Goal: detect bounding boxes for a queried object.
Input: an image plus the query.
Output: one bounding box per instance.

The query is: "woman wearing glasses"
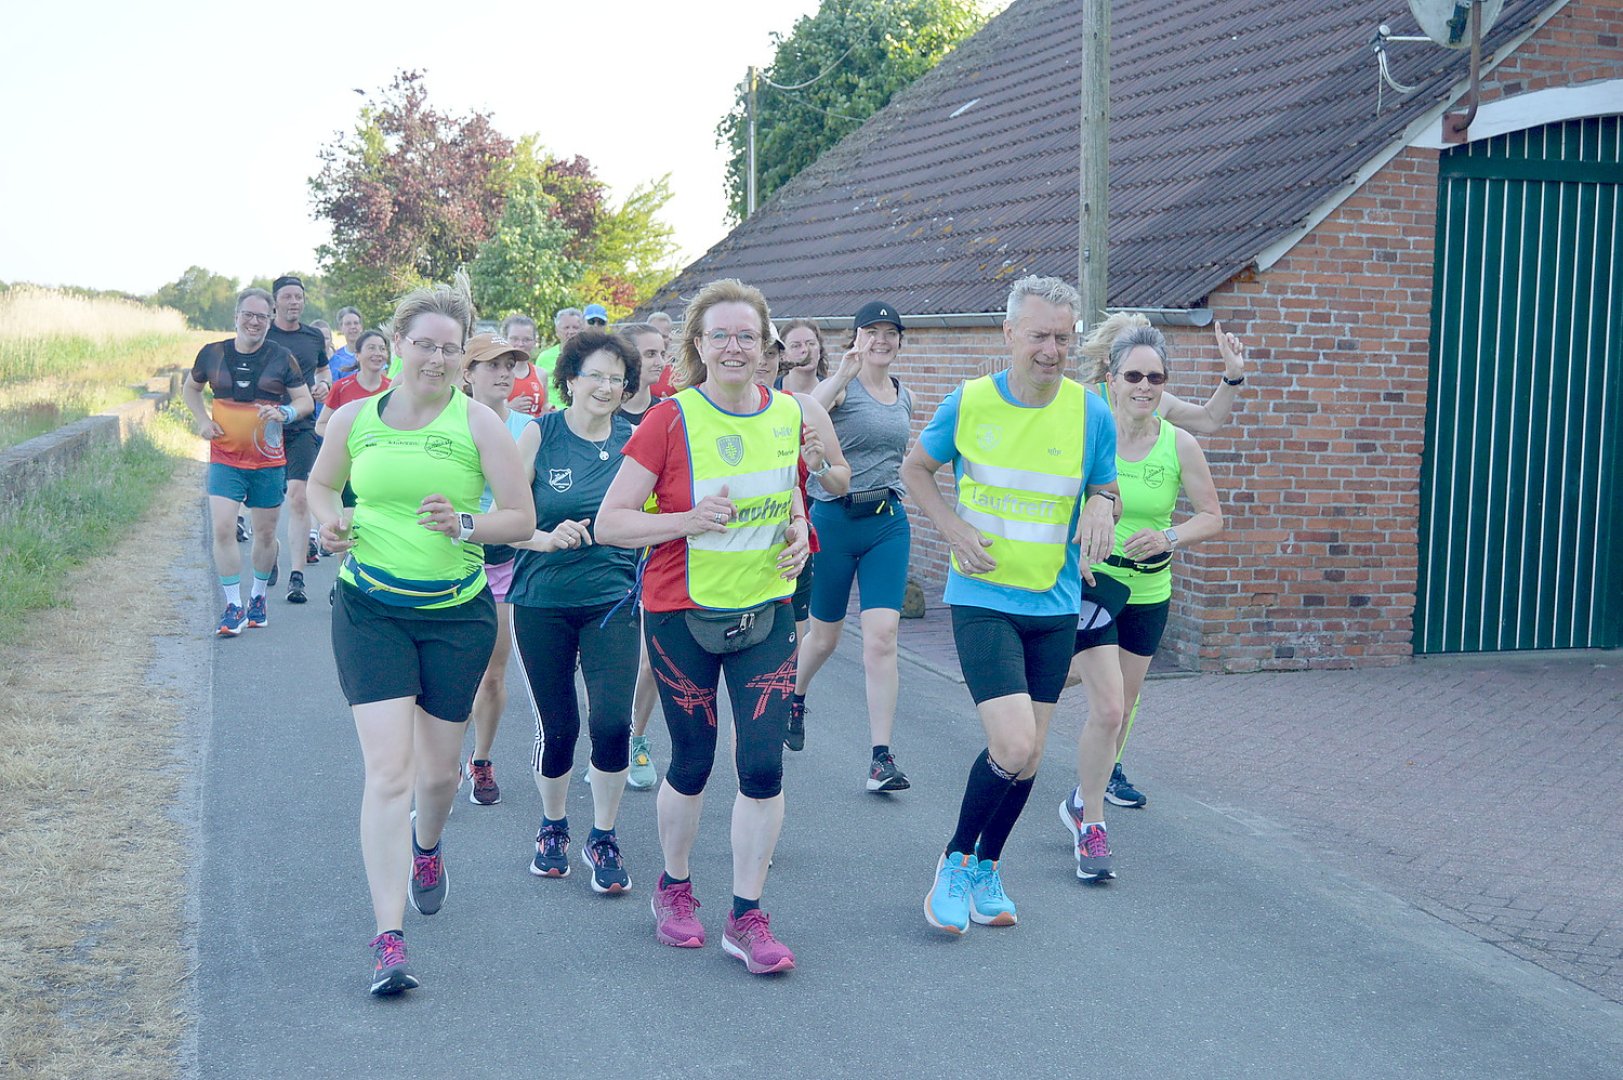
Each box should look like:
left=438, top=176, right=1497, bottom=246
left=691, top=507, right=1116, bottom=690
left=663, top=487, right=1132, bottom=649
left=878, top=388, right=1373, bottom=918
left=506, top=331, right=642, bottom=894
left=309, top=278, right=534, bottom=996
left=597, top=279, right=808, bottom=976
left=1062, top=316, right=1225, bottom=881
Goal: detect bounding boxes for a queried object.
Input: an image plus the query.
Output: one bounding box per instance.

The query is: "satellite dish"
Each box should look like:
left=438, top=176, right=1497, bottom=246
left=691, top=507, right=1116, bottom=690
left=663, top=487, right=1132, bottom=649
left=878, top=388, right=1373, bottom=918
left=1407, top=0, right=1504, bottom=49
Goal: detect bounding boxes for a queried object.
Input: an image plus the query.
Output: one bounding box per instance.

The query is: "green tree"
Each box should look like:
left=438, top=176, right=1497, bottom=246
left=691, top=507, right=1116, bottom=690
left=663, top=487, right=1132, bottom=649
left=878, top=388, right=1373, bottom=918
left=152, top=266, right=239, bottom=330
left=718, top=0, right=990, bottom=222
left=468, top=176, right=582, bottom=327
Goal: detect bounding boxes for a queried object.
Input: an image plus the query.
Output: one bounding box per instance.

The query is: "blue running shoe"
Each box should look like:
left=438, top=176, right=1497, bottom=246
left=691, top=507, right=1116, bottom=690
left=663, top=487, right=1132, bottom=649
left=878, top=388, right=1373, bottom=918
left=924, top=852, right=973, bottom=935
left=1105, top=762, right=1147, bottom=808
left=245, top=594, right=268, bottom=628
left=217, top=603, right=246, bottom=637
left=968, top=858, right=1017, bottom=926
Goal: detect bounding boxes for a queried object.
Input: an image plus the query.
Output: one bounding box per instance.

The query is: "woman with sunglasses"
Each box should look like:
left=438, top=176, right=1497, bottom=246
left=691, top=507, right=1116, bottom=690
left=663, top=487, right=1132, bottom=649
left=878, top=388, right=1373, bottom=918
left=309, top=277, right=534, bottom=996
left=1062, top=316, right=1224, bottom=882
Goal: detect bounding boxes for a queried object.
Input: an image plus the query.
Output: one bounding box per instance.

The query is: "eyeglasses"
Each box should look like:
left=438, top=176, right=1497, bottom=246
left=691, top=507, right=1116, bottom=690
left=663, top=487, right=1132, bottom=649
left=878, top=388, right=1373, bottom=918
left=1119, top=370, right=1167, bottom=385
left=577, top=371, right=627, bottom=388
left=407, top=338, right=466, bottom=359
left=237, top=311, right=270, bottom=323
left=704, top=330, right=761, bottom=350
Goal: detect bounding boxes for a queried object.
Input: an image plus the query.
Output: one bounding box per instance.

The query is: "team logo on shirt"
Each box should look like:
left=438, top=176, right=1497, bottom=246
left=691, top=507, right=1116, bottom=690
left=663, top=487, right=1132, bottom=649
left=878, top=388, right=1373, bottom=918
left=716, top=435, right=745, bottom=467
left=424, top=435, right=453, bottom=459
left=1143, top=464, right=1166, bottom=489
left=975, top=424, right=1002, bottom=451
left=548, top=468, right=573, bottom=492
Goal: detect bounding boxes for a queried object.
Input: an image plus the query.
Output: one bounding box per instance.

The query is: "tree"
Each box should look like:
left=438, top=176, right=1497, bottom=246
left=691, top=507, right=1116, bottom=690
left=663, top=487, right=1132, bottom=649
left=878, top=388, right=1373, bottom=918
left=717, top=0, right=990, bottom=222
left=152, top=266, right=239, bottom=330
left=468, top=175, right=582, bottom=327
left=309, top=71, right=512, bottom=316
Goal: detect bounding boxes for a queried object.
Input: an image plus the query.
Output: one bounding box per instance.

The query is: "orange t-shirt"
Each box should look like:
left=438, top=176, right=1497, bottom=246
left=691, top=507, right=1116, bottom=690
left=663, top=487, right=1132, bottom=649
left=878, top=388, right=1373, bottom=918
left=508, top=363, right=549, bottom=417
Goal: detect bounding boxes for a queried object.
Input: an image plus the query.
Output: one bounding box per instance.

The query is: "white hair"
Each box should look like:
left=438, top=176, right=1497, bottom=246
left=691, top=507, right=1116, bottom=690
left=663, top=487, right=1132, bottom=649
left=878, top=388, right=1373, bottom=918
left=1005, top=275, right=1081, bottom=323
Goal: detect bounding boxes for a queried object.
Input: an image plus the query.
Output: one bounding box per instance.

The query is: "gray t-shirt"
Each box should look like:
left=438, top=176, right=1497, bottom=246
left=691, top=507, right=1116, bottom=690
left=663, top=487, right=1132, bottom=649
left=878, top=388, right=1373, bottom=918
left=505, top=411, right=639, bottom=609
left=809, top=374, right=914, bottom=502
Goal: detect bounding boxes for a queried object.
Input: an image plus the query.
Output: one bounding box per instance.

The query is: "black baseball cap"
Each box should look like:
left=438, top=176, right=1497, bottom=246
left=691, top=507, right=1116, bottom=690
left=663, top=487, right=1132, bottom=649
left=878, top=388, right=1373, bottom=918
left=853, top=300, right=903, bottom=331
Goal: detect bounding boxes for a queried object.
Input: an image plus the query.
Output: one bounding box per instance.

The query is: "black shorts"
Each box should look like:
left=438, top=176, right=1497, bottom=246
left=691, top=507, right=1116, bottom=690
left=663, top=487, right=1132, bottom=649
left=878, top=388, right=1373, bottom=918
left=331, top=582, right=496, bottom=721
left=1074, top=599, right=1171, bottom=657
left=951, top=605, right=1075, bottom=706
left=284, top=426, right=318, bottom=483
left=790, top=560, right=813, bottom=623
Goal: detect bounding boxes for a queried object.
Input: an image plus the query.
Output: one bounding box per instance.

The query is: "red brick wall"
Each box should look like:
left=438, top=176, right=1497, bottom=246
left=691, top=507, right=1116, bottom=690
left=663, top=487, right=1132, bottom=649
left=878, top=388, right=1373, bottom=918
left=889, top=1, right=1620, bottom=672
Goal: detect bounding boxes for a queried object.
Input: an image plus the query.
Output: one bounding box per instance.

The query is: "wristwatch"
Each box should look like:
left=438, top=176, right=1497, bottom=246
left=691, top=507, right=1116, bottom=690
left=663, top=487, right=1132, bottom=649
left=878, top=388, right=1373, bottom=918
left=809, top=460, right=830, bottom=478
left=1163, top=527, right=1179, bottom=549
left=1223, top=376, right=1245, bottom=386
left=458, top=513, right=476, bottom=542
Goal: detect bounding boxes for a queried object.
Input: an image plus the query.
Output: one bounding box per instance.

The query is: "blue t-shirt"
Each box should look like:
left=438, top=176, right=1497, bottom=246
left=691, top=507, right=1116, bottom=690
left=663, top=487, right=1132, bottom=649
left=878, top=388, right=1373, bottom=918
left=329, top=347, right=359, bottom=381
left=917, top=370, right=1117, bottom=615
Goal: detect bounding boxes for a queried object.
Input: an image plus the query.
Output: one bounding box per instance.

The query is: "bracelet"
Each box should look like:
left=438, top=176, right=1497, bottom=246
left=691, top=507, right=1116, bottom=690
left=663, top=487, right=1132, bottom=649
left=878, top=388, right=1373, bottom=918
left=280, top=404, right=297, bottom=423
left=1092, top=491, right=1118, bottom=504
left=1223, top=376, right=1245, bottom=386
left=809, top=460, right=830, bottom=478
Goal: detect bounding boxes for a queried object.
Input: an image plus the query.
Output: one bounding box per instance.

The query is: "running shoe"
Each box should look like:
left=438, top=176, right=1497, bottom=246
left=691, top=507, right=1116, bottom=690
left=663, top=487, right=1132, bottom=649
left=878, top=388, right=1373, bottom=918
left=785, top=698, right=806, bottom=751
left=216, top=603, right=247, bottom=637
left=267, top=562, right=278, bottom=588
left=968, top=858, right=1018, bottom=926
left=1105, top=762, right=1147, bottom=808
left=368, top=931, right=419, bottom=996
left=306, top=537, right=321, bottom=565
left=530, top=823, right=570, bottom=878
left=467, top=757, right=500, bottom=805
left=409, top=845, right=447, bottom=915
left=651, top=878, right=705, bottom=947
left=867, top=751, right=911, bottom=793
left=286, top=570, right=307, bottom=604
left=723, top=910, right=795, bottom=974
left=627, top=735, right=657, bottom=790
left=1059, top=797, right=1116, bottom=882
left=581, top=833, right=631, bottom=894
left=245, top=595, right=268, bottom=629
left=235, top=517, right=250, bottom=543
left=924, top=852, right=973, bottom=935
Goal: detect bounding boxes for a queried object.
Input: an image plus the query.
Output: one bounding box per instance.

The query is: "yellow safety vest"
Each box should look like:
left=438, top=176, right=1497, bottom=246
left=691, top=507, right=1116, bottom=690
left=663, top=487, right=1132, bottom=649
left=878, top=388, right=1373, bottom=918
left=952, top=375, right=1088, bottom=592
left=672, top=386, right=802, bottom=609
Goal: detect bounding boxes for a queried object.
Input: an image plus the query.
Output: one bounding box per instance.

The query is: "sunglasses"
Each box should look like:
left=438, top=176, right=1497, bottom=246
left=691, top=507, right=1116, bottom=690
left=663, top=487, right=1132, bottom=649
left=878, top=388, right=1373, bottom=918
left=1119, top=370, right=1167, bottom=385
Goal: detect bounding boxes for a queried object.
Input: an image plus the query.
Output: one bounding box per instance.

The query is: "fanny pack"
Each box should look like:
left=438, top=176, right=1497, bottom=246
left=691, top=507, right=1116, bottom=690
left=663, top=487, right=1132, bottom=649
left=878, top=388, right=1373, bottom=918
left=684, top=601, right=778, bottom=655
left=345, top=557, right=482, bottom=608
left=840, top=487, right=896, bottom=519
left=1104, top=552, right=1173, bottom=574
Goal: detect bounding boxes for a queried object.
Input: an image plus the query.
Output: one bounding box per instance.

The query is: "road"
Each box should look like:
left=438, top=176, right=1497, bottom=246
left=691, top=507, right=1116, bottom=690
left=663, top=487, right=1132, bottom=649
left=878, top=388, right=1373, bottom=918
left=189, top=540, right=1623, bottom=1079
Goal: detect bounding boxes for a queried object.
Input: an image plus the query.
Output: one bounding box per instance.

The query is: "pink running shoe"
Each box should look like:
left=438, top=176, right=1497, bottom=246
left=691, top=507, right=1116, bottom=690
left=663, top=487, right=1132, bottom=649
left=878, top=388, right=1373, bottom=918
left=723, top=909, right=796, bottom=974
left=651, top=878, right=705, bottom=947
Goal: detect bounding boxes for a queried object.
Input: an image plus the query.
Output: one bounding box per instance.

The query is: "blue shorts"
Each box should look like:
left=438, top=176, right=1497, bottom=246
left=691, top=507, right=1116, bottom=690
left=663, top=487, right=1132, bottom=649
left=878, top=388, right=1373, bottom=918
left=807, top=498, right=911, bottom=622
left=207, top=463, right=285, bottom=509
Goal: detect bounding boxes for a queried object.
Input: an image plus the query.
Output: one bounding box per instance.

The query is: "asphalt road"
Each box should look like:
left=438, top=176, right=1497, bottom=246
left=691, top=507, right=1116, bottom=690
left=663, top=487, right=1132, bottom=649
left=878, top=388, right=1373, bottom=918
left=189, top=533, right=1623, bottom=1080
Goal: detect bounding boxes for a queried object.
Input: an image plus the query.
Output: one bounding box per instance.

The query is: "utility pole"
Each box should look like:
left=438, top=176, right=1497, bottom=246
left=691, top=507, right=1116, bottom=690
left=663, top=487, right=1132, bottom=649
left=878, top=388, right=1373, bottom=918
left=747, top=66, right=760, bottom=217
left=1078, top=0, right=1109, bottom=328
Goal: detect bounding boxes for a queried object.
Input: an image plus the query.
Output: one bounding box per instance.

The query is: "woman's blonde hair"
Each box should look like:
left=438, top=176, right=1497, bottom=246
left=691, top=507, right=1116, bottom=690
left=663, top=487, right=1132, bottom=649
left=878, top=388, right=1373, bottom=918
left=392, top=269, right=476, bottom=344
left=1079, top=311, right=1152, bottom=384
left=672, top=278, right=771, bottom=390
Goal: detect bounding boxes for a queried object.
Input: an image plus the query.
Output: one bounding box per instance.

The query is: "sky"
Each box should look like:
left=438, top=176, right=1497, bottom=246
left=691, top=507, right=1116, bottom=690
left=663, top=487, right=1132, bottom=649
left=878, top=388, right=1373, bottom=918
left=0, top=0, right=834, bottom=296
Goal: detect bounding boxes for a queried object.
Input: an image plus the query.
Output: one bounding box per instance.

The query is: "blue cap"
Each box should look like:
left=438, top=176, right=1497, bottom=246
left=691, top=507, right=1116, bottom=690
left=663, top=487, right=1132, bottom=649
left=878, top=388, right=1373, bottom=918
left=584, top=303, right=609, bottom=324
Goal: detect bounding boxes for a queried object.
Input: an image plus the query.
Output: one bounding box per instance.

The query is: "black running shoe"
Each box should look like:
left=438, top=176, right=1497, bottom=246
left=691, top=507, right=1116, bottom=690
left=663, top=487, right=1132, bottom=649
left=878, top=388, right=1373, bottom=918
left=235, top=517, right=250, bottom=543
left=867, top=752, right=911, bottom=792
left=531, top=823, right=570, bottom=877
left=268, top=562, right=278, bottom=588
left=580, top=833, right=630, bottom=894
left=368, top=931, right=419, bottom=996
left=785, top=699, right=806, bottom=752
left=306, top=537, right=321, bottom=565
left=286, top=570, right=307, bottom=604
left=1105, top=762, right=1147, bottom=808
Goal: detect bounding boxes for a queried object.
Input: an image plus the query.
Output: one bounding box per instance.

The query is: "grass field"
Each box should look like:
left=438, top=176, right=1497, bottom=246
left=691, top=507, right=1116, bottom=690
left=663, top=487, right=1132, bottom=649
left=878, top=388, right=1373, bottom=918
left=0, top=287, right=208, bottom=449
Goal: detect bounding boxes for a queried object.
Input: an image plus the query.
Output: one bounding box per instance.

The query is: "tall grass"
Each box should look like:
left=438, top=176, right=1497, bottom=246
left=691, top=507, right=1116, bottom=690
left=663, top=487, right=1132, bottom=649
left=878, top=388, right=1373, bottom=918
left=0, top=287, right=208, bottom=449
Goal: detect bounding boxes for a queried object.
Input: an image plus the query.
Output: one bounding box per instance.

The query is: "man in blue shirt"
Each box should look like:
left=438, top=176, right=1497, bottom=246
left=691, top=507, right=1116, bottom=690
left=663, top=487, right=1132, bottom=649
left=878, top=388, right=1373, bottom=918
left=901, top=275, right=1120, bottom=934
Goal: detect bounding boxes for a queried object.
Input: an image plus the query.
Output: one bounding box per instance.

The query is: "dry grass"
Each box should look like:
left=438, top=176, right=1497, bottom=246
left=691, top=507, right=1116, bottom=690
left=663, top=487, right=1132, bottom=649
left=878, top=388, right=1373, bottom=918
left=0, top=286, right=187, bottom=346
left=0, top=444, right=205, bottom=1079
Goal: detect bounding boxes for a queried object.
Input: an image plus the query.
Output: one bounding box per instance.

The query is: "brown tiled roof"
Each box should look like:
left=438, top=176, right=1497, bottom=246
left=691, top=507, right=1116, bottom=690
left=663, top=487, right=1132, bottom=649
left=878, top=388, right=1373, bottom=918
left=645, top=0, right=1554, bottom=318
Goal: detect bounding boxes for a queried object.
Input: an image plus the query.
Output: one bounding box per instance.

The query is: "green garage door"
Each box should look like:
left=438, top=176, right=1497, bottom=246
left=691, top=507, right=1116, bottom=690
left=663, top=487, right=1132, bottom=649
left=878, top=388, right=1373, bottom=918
left=1416, top=115, right=1622, bottom=654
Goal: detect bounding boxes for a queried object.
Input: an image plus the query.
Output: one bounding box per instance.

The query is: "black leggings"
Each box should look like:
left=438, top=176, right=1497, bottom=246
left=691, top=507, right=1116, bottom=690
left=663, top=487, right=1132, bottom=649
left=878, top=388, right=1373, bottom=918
left=644, top=607, right=798, bottom=800
left=512, top=600, right=641, bottom=778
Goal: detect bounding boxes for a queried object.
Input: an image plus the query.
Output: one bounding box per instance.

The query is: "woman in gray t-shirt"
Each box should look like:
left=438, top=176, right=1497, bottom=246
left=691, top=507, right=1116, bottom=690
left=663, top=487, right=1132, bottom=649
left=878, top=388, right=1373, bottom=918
left=790, top=301, right=916, bottom=795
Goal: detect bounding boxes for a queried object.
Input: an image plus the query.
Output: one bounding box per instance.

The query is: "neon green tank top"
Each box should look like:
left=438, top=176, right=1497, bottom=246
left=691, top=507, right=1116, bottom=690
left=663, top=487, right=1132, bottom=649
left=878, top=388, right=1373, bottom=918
left=339, top=390, right=487, bottom=608
left=1094, top=417, right=1180, bottom=604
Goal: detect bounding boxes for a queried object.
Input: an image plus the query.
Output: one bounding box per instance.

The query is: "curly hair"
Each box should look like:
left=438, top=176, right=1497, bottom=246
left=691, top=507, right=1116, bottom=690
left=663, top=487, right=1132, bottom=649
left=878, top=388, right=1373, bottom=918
left=551, top=329, right=641, bottom=405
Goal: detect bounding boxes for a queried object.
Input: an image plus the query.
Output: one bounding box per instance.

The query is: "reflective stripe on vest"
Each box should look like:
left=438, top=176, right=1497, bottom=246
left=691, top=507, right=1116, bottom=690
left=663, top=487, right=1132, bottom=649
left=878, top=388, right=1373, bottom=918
left=673, top=387, right=802, bottom=609
left=952, top=374, right=1087, bottom=592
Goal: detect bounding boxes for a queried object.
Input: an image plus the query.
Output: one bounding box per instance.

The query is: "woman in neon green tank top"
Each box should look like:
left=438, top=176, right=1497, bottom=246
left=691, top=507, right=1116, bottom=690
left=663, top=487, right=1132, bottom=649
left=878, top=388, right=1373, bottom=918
left=307, top=278, right=535, bottom=997
left=1066, top=320, right=1224, bottom=832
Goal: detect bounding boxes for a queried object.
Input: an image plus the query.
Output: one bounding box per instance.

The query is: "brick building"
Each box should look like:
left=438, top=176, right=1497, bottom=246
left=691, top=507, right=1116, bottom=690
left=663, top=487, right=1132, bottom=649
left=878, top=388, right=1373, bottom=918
left=643, top=0, right=1623, bottom=671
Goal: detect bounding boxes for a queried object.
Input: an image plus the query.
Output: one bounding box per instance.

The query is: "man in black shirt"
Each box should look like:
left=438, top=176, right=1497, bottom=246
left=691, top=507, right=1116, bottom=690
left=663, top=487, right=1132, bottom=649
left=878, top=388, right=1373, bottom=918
left=266, top=275, right=331, bottom=603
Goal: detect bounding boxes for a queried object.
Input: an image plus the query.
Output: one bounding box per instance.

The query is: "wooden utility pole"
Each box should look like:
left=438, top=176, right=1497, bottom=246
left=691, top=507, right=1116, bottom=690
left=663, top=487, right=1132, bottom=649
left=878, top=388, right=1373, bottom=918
left=1078, top=0, right=1109, bottom=327
left=747, top=66, right=760, bottom=217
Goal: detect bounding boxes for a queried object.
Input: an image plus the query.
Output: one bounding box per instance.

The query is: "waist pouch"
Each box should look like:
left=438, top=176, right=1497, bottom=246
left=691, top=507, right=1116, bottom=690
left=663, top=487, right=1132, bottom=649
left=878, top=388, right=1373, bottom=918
left=840, top=486, right=896, bottom=519
left=684, top=601, right=778, bottom=655
left=1104, top=552, right=1172, bottom=575
left=345, top=556, right=482, bottom=608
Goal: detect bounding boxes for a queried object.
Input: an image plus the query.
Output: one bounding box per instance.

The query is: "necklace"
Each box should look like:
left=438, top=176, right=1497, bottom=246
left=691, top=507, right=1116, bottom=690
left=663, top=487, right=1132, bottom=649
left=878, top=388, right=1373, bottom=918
left=566, top=406, right=613, bottom=458
left=590, top=435, right=610, bottom=461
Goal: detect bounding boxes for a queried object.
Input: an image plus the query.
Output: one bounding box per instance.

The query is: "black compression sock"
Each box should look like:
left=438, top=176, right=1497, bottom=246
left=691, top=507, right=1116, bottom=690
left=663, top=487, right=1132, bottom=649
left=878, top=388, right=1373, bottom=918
left=946, top=749, right=1017, bottom=856
left=732, top=895, right=761, bottom=920
left=976, top=775, right=1036, bottom=862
